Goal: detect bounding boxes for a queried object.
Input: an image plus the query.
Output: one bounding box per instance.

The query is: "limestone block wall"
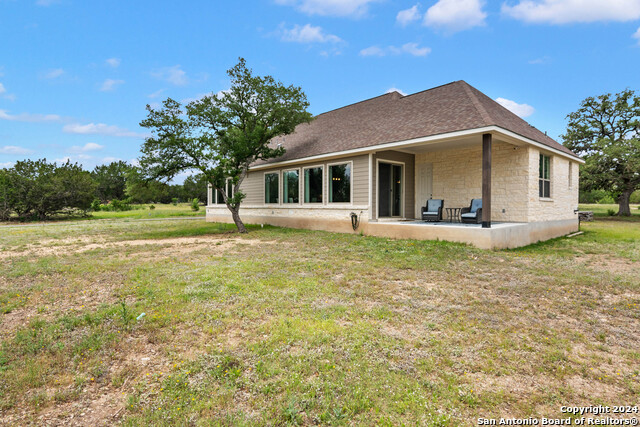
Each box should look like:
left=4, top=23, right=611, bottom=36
left=415, top=141, right=530, bottom=222
left=527, top=147, right=580, bottom=222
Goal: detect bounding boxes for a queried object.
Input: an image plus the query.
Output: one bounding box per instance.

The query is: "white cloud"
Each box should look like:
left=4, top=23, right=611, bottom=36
left=502, top=0, right=640, bottom=24
left=634, top=27, right=640, bottom=44
left=528, top=56, right=550, bottom=64
left=495, top=97, right=535, bottom=118
left=274, top=0, right=378, bottom=17
left=55, top=156, right=71, bottom=163
left=63, top=123, right=148, bottom=138
left=397, top=4, right=421, bottom=26
left=360, top=42, right=431, bottom=57
left=424, top=0, right=487, bottom=32
left=70, top=142, right=104, bottom=152
left=0, top=161, right=14, bottom=169
left=0, top=145, right=34, bottom=155
left=386, top=87, right=407, bottom=96
left=105, top=57, right=121, bottom=68
left=148, top=89, right=165, bottom=99
left=100, top=78, right=124, bottom=92
left=43, top=68, right=64, bottom=79
left=151, top=65, right=188, bottom=86
left=0, top=109, right=62, bottom=122
left=279, top=23, right=342, bottom=43
left=0, top=83, right=5, bottom=94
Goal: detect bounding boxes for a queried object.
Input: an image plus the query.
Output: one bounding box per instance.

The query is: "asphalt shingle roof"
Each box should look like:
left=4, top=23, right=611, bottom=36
left=263, top=80, right=580, bottom=164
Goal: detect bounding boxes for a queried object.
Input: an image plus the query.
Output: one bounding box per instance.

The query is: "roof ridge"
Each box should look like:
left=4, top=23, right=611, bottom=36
left=460, top=81, right=493, bottom=125
left=315, top=91, right=397, bottom=117
left=396, top=80, right=462, bottom=100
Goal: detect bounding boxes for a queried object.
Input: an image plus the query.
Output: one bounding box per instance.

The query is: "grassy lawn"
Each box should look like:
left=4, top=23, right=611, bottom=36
left=0, top=218, right=638, bottom=425
left=579, top=203, right=640, bottom=219
left=89, top=203, right=206, bottom=220
left=0, top=203, right=205, bottom=225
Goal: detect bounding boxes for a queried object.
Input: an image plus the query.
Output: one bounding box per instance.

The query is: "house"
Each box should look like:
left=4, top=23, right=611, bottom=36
left=206, top=81, right=583, bottom=249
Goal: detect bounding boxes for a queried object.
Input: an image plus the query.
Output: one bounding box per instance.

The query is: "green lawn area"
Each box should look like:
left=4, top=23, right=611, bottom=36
left=88, top=203, right=206, bottom=220
left=0, top=218, right=638, bottom=425
left=579, top=202, right=640, bottom=219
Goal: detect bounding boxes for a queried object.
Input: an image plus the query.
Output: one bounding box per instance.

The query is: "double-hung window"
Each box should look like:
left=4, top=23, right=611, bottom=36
left=539, top=154, right=551, bottom=198
left=328, top=163, right=351, bottom=203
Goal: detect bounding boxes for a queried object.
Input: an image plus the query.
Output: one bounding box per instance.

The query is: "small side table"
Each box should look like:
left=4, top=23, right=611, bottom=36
left=445, top=207, right=461, bottom=223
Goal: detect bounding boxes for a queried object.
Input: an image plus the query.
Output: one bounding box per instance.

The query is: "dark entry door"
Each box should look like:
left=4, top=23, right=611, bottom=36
left=378, top=163, right=402, bottom=218
left=378, top=163, right=391, bottom=217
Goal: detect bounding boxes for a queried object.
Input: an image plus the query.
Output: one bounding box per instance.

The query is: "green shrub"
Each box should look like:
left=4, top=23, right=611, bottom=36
left=171, top=198, right=178, bottom=206
left=102, top=198, right=133, bottom=212
left=149, top=205, right=155, bottom=210
left=598, top=195, right=615, bottom=204
left=631, top=190, right=640, bottom=204
left=191, top=198, right=200, bottom=211
left=90, top=199, right=101, bottom=212
left=607, top=209, right=616, bottom=216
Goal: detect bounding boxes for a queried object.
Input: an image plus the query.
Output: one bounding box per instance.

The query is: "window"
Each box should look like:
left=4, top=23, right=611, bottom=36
left=304, top=166, right=323, bottom=203
left=283, top=169, right=299, bottom=204
left=264, top=172, right=279, bottom=204
left=328, top=163, right=351, bottom=203
left=539, top=154, right=551, bottom=198
left=216, top=179, right=233, bottom=204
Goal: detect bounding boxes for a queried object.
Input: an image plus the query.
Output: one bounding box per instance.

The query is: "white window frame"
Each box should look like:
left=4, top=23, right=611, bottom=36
left=263, top=171, right=281, bottom=205
left=282, top=168, right=301, bottom=205
left=539, top=154, right=552, bottom=199
left=302, top=164, right=324, bottom=205
left=327, top=160, right=353, bottom=205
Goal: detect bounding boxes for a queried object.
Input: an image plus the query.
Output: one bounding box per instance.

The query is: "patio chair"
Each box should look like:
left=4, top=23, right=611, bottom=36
left=461, top=199, right=482, bottom=224
left=421, top=199, right=444, bottom=222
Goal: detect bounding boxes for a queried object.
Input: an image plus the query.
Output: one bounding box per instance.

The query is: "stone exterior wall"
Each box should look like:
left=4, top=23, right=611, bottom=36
left=415, top=141, right=530, bottom=222
left=527, top=147, right=580, bottom=222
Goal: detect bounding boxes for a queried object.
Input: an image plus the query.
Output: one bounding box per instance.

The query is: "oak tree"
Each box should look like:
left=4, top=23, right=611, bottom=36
left=139, top=58, right=312, bottom=232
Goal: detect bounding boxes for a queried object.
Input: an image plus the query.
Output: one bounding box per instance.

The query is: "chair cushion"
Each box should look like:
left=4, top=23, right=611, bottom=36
left=424, top=211, right=439, bottom=216
left=426, top=199, right=442, bottom=211
left=461, top=213, right=477, bottom=219
left=470, top=199, right=482, bottom=213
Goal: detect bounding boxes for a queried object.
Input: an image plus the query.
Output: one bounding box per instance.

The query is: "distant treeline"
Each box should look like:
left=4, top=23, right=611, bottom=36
left=0, top=159, right=207, bottom=221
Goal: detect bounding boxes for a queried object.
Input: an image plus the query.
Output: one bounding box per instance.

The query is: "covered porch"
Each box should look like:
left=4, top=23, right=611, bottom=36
left=370, top=131, right=529, bottom=226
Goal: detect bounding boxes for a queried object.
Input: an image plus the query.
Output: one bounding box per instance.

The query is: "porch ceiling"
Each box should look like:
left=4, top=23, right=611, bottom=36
left=397, top=133, right=522, bottom=154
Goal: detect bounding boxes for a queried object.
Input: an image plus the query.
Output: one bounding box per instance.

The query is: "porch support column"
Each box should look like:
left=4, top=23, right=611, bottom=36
left=482, top=133, right=492, bottom=228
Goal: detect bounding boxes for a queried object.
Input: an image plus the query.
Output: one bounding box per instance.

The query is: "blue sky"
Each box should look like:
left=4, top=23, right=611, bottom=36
left=1, top=0, right=640, bottom=179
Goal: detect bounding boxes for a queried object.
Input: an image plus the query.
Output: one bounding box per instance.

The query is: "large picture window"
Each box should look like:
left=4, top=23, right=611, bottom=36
left=304, top=166, right=323, bottom=203
left=539, top=154, right=551, bottom=198
left=329, top=163, right=351, bottom=203
left=264, top=173, right=279, bottom=204
left=283, top=170, right=299, bottom=204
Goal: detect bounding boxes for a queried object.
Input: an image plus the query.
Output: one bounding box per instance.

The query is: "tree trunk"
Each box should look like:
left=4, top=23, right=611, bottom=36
left=228, top=205, right=248, bottom=233
left=617, top=189, right=632, bottom=216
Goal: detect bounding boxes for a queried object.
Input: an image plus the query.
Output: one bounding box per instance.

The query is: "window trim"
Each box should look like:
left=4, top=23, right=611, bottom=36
left=539, top=153, right=551, bottom=199
left=326, top=160, right=353, bottom=205
left=282, top=167, right=301, bottom=205
left=302, top=164, right=324, bottom=205
left=263, top=171, right=280, bottom=205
